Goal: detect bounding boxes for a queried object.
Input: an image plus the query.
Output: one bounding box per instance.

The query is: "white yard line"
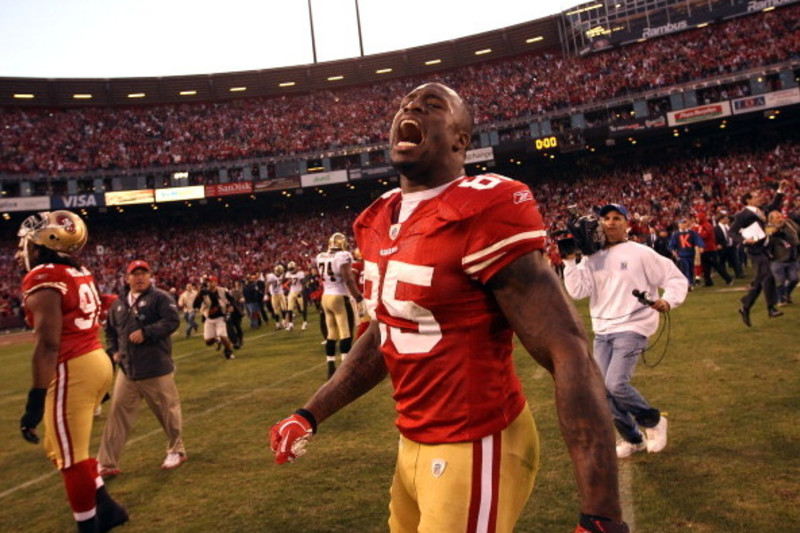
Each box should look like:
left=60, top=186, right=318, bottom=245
left=619, top=461, right=637, bottom=532
left=1, top=333, right=321, bottom=500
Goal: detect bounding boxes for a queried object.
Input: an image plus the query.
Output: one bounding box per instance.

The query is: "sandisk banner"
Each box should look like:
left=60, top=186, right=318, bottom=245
left=667, top=102, right=731, bottom=127
left=732, top=88, right=800, bottom=114
left=204, top=181, right=254, bottom=197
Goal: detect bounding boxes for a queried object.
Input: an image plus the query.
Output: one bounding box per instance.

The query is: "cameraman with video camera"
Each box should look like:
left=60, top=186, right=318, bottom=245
left=563, top=204, right=687, bottom=458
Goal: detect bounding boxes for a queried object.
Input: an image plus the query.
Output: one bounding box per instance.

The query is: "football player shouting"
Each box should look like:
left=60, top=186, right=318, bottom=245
left=271, top=83, right=628, bottom=533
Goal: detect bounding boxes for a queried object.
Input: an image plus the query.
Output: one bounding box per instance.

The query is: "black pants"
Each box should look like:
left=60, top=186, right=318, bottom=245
left=701, top=250, right=732, bottom=285
left=741, top=253, right=777, bottom=311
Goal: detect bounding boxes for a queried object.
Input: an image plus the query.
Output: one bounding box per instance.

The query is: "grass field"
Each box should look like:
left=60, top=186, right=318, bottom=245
left=0, top=276, right=798, bottom=532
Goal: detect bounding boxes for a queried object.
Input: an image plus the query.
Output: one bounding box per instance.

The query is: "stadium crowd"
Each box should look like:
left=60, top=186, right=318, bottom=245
left=1, top=130, right=798, bottom=323
left=1, top=5, right=799, bottom=175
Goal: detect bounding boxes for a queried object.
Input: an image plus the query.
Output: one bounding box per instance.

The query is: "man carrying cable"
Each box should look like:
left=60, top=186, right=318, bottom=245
left=563, top=203, right=687, bottom=458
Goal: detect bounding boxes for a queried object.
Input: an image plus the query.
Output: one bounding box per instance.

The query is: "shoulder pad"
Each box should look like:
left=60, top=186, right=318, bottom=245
left=438, top=174, right=534, bottom=220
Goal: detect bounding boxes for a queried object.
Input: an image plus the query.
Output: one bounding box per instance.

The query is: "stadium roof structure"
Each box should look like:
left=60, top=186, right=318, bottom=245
left=0, top=16, right=561, bottom=108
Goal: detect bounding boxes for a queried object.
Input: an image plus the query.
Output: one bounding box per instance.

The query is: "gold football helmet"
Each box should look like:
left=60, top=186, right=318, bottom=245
left=328, top=232, right=348, bottom=252
left=274, top=264, right=285, bottom=276
left=287, top=261, right=297, bottom=272
left=18, top=210, right=88, bottom=255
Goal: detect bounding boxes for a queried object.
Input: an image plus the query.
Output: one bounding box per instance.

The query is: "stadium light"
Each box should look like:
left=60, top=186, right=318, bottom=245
left=279, top=82, right=296, bottom=87
left=526, top=36, right=544, bottom=44
left=179, top=90, right=197, bottom=96
left=425, top=59, right=442, bottom=66
left=128, top=93, right=146, bottom=99
left=73, top=94, right=92, bottom=99
left=376, top=68, right=393, bottom=74
left=229, top=87, right=247, bottom=92
left=327, top=75, right=344, bottom=81
left=475, top=48, right=492, bottom=56
left=13, top=94, right=34, bottom=99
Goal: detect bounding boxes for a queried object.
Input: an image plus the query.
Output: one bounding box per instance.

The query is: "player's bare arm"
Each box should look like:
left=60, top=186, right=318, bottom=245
left=341, top=262, right=363, bottom=302
left=304, top=320, right=386, bottom=423
left=26, top=288, right=63, bottom=389
left=488, top=250, right=623, bottom=522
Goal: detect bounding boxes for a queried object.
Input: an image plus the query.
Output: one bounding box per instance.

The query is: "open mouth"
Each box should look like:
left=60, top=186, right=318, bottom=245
left=396, top=119, right=423, bottom=148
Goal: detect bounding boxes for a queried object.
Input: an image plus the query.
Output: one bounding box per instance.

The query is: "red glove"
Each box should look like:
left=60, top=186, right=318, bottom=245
left=270, top=411, right=315, bottom=464
left=574, top=514, right=630, bottom=533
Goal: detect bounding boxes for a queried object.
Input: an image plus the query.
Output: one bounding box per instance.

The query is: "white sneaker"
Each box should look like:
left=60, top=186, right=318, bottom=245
left=616, top=439, right=647, bottom=458
left=645, top=416, right=668, bottom=453
left=301, top=322, right=308, bottom=330
left=287, top=322, right=294, bottom=331
left=161, top=452, right=187, bottom=470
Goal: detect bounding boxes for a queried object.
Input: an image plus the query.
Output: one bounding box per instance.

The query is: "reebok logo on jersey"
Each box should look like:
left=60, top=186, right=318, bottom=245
left=513, top=190, right=533, bottom=204
left=431, top=459, right=447, bottom=478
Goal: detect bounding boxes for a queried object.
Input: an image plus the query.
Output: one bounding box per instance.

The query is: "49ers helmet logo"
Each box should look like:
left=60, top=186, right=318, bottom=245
left=57, top=214, right=77, bottom=233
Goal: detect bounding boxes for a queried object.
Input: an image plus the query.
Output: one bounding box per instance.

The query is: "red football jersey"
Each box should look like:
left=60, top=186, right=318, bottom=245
left=22, top=263, right=104, bottom=363
left=354, top=174, right=546, bottom=443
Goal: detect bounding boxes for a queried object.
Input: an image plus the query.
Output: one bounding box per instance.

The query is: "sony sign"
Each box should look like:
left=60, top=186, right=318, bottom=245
left=642, top=20, right=688, bottom=39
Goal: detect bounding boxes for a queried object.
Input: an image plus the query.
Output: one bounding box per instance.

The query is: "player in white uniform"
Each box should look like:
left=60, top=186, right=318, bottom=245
left=266, top=265, right=288, bottom=330
left=285, top=261, right=307, bottom=331
left=315, top=233, right=366, bottom=378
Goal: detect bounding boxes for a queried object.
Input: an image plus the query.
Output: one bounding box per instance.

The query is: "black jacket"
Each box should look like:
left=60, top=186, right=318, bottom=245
left=730, top=192, right=784, bottom=256
left=106, top=284, right=180, bottom=380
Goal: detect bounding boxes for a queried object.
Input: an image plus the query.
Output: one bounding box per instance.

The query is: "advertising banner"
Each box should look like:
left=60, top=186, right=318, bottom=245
left=667, top=102, right=731, bottom=127
left=732, top=88, right=800, bottom=114
left=0, top=196, right=50, bottom=212
left=50, top=193, right=105, bottom=209
left=204, top=181, right=254, bottom=198
left=254, top=176, right=302, bottom=193
left=348, top=165, right=395, bottom=181
left=300, top=170, right=348, bottom=188
left=465, top=147, right=495, bottom=164
left=105, top=189, right=155, bottom=206
left=155, top=185, right=205, bottom=203
left=608, top=116, right=667, bottom=137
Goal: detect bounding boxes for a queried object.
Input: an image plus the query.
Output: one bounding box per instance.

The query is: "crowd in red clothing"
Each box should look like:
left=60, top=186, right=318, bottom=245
left=1, top=5, right=798, bottom=175
left=2, top=129, right=798, bottom=318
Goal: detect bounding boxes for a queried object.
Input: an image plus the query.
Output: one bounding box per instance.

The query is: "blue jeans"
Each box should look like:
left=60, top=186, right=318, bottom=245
left=245, top=302, right=262, bottom=328
left=770, top=261, right=799, bottom=302
left=184, top=311, right=198, bottom=336
left=593, top=331, right=660, bottom=443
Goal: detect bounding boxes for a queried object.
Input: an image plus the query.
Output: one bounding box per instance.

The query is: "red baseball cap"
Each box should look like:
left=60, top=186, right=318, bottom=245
left=207, top=275, right=218, bottom=282
left=126, top=260, right=151, bottom=274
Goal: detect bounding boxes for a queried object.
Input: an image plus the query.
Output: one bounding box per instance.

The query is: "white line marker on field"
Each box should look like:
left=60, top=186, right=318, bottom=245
left=619, top=461, right=636, bottom=532
left=0, top=349, right=323, bottom=500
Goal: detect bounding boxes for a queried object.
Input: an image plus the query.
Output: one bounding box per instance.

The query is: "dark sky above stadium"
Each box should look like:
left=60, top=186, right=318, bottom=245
left=0, top=0, right=584, bottom=79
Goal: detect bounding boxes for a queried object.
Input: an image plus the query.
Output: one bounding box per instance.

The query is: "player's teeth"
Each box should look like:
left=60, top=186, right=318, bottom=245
left=398, top=141, right=418, bottom=147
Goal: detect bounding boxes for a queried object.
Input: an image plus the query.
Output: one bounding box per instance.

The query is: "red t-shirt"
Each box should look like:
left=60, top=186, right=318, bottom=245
left=22, top=263, right=104, bottom=363
left=354, top=174, right=546, bottom=443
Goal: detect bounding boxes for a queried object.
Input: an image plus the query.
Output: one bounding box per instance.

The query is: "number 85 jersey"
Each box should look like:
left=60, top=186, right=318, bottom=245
left=353, top=174, right=547, bottom=444
left=22, top=263, right=104, bottom=363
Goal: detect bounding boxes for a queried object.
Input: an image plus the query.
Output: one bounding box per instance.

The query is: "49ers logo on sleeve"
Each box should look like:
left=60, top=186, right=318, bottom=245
left=57, top=214, right=76, bottom=233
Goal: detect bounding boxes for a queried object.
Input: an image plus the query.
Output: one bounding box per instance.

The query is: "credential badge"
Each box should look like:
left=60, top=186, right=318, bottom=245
left=431, top=459, right=447, bottom=478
